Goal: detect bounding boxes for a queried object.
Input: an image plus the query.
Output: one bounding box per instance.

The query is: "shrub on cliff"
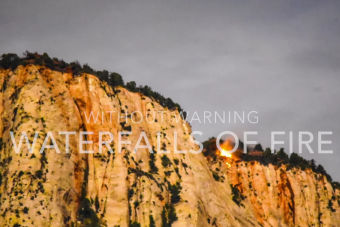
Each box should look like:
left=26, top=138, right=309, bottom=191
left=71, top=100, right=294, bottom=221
left=168, top=182, right=182, bottom=204
left=149, top=153, right=158, bottom=173
left=130, top=221, right=141, bottom=227
left=77, top=198, right=100, bottom=226
left=108, top=72, right=124, bottom=86
left=161, top=155, right=171, bottom=168
left=124, top=82, right=183, bottom=112
left=161, top=203, right=177, bottom=227
left=230, top=184, right=245, bottom=207
left=0, top=53, right=22, bottom=70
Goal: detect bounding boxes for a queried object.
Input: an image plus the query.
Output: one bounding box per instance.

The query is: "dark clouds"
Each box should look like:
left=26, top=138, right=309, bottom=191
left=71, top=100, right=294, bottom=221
left=0, top=0, right=339, bottom=180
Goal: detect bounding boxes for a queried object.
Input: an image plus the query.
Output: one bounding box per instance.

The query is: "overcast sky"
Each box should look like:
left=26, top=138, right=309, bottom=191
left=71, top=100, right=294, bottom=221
left=0, top=0, right=339, bottom=180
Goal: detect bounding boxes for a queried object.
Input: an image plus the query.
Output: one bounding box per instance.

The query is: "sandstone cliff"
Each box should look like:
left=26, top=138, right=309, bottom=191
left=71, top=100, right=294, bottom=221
left=0, top=63, right=339, bottom=227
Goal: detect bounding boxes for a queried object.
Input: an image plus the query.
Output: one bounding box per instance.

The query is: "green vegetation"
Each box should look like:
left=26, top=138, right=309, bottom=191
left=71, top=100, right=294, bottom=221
left=130, top=221, right=141, bottom=227
left=164, top=171, right=172, bottom=177
left=23, top=207, right=29, bottom=214
left=159, top=182, right=182, bottom=226
left=149, top=215, right=156, bottom=227
left=202, top=137, right=218, bottom=160
left=230, top=184, right=245, bottom=207
left=35, top=170, right=43, bottom=179
left=212, top=172, right=220, bottom=181
left=161, top=203, right=177, bottom=227
left=0, top=52, right=184, bottom=113
left=327, top=199, right=336, bottom=212
left=78, top=198, right=100, bottom=226
left=168, top=182, right=182, bottom=204
left=128, top=188, right=134, bottom=200
left=161, top=155, right=171, bottom=168
left=254, top=143, right=264, bottom=151
left=154, top=181, right=182, bottom=227
left=251, top=148, right=336, bottom=184
left=95, top=196, right=100, bottom=212
left=127, top=83, right=183, bottom=112
left=128, top=167, right=163, bottom=190
left=149, top=153, right=158, bottom=174
left=77, top=158, right=101, bottom=226
left=332, top=181, right=340, bottom=190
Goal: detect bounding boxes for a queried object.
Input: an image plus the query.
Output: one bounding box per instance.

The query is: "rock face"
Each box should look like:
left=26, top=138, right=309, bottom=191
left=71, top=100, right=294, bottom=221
left=0, top=65, right=339, bottom=227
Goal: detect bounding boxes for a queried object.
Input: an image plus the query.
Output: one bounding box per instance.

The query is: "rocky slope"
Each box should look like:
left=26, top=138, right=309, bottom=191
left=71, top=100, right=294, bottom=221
left=0, top=63, right=339, bottom=227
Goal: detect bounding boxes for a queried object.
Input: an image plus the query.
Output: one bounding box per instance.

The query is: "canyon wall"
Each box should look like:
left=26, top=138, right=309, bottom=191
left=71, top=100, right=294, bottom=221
left=0, top=65, right=338, bottom=227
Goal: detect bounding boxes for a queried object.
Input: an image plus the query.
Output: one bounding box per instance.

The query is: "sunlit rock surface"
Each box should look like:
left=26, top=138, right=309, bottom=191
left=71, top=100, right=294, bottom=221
left=0, top=65, right=339, bottom=226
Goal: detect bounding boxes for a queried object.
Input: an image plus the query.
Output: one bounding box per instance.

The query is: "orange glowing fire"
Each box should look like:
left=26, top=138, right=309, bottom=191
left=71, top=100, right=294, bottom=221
left=220, top=148, right=232, bottom=158
left=217, top=140, right=234, bottom=168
